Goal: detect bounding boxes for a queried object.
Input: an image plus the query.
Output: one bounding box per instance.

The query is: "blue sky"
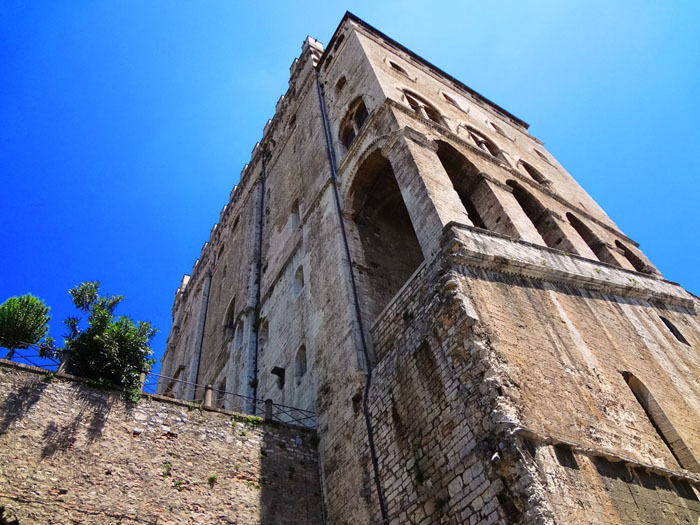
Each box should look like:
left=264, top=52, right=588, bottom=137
left=1, top=1, right=698, bottom=368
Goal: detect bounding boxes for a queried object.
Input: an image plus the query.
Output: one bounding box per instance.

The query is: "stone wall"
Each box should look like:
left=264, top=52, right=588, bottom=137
left=0, top=362, right=323, bottom=524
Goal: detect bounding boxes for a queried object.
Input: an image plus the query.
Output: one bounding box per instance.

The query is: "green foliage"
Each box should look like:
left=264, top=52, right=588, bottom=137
left=61, top=282, right=156, bottom=392
left=162, top=462, right=172, bottom=478
left=0, top=294, right=51, bottom=359
left=173, top=479, right=184, bottom=490
left=207, top=475, right=217, bottom=487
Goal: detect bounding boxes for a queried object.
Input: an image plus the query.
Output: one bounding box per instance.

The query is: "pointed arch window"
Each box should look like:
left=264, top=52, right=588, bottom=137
left=566, top=213, right=620, bottom=266
left=615, top=240, right=651, bottom=273
left=519, top=160, right=549, bottom=185
left=464, top=126, right=509, bottom=165
left=295, top=345, right=307, bottom=385
left=403, top=91, right=444, bottom=125
left=339, top=97, right=369, bottom=150
left=659, top=316, right=690, bottom=346
left=623, top=372, right=700, bottom=472
left=223, top=296, right=236, bottom=342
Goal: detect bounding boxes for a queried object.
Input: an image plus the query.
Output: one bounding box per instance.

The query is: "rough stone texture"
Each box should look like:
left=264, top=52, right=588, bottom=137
left=158, top=13, right=700, bottom=524
left=0, top=363, right=322, bottom=524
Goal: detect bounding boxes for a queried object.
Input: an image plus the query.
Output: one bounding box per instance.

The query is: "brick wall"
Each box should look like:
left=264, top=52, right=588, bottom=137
left=0, top=363, right=323, bottom=524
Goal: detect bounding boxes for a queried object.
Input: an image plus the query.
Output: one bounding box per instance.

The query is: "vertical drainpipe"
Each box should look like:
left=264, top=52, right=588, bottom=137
left=189, top=272, right=211, bottom=401
left=314, top=72, right=389, bottom=522
left=245, top=156, right=266, bottom=412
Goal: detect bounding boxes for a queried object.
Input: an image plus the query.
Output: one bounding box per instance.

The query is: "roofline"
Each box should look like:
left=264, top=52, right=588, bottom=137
left=318, top=12, right=530, bottom=130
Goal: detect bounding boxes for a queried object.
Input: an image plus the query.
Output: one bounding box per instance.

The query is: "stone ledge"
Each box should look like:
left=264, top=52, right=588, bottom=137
left=442, top=223, right=695, bottom=309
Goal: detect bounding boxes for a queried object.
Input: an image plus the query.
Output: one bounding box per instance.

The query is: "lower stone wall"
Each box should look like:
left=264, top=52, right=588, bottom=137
left=0, top=362, right=323, bottom=524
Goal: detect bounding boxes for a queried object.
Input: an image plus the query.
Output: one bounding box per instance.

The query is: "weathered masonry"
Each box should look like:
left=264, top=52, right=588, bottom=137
left=160, top=12, right=700, bottom=524
left=0, top=361, right=322, bottom=524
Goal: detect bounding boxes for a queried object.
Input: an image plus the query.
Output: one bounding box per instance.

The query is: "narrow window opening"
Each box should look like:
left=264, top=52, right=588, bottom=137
left=223, top=296, right=236, bottom=342
left=519, top=160, right=548, bottom=184
left=566, top=213, right=620, bottom=266
left=534, top=149, right=552, bottom=164
left=389, top=61, right=407, bottom=75
left=465, top=126, right=508, bottom=165
left=615, top=240, right=650, bottom=273
left=295, top=345, right=307, bottom=385
left=234, top=319, right=245, bottom=350
left=291, top=199, right=301, bottom=229
left=659, top=316, right=690, bottom=345
left=436, top=141, right=489, bottom=230
left=339, top=97, right=369, bottom=151
left=335, top=75, right=347, bottom=92
left=622, top=372, right=700, bottom=472
left=443, top=93, right=459, bottom=107
left=404, top=91, right=443, bottom=125
left=489, top=121, right=511, bottom=140
left=271, top=366, right=285, bottom=390
left=293, top=266, right=304, bottom=297
left=553, top=445, right=579, bottom=470
left=506, top=180, right=568, bottom=249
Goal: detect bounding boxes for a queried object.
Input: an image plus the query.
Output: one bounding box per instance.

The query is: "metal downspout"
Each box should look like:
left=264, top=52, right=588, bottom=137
left=314, top=72, right=389, bottom=522
left=250, top=153, right=267, bottom=411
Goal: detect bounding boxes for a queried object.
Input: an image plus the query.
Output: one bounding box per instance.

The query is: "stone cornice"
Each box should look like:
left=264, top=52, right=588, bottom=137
left=442, top=223, right=694, bottom=310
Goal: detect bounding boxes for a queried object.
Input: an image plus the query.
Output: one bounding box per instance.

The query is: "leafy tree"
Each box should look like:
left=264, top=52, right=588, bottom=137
left=61, top=281, right=156, bottom=394
left=0, top=294, right=51, bottom=359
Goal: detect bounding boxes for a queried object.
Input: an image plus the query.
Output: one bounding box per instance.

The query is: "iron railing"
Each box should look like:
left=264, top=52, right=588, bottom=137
left=1, top=351, right=317, bottom=430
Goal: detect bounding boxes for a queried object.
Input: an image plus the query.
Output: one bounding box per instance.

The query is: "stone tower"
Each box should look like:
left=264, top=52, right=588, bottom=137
left=159, top=13, right=700, bottom=524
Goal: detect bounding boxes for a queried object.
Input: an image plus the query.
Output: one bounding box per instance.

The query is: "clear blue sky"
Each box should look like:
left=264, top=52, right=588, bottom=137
left=1, top=1, right=698, bottom=369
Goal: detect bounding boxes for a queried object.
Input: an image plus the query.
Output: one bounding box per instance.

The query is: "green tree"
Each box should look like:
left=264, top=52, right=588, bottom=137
left=62, top=281, right=156, bottom=393
left=0, top=294, right=51, bottom=359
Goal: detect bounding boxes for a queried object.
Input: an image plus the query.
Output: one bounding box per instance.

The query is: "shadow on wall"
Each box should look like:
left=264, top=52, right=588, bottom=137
left=0, top=375, right=48, bottom=436
left=40, top=385, right=113, bottom=458
left=259, top=424, right=323, bottom=523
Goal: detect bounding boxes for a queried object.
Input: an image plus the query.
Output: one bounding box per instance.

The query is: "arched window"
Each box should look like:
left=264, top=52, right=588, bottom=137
left=464, top=126, right=509, bottom=165
left=403, top=91, right=443, bottom=125
left=519, top=160, right=548, bottom=185
left=615, top=240, right=650, bottom=273
left=223, top=296, right=236, bottom=341
left=566, top=213, right=620, bottom=266
left=293, top=266, right=304, bottom=297
left=489, top=121, right=511, bottom=141
left=295, top=345, right=307, bottom=385
left=623, top=372, right=700, bottom=472
left=659, top=316, right=690, bottom=345
left=389, top=60, right=408, bottom=76
left=335, top=75, right=346, bottom=92
left=534, top=149, right=553, bottom=165
left=339, top=98, right=369, bottom=150
left=291, top=199, right=301, bottom=230
left=442, top=92, right=460, bottom=108
left=234, top=319, right=245, bottom=350
left=506, top=180, right=571, bottom=250
left=349, top=151, right=424, bottom=323
left=436, top=141, right=488, bottom=230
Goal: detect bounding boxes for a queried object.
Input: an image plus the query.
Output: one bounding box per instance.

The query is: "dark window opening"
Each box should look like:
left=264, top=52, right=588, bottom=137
left=506, top=180, right=567, bottom=249
left=659, top=316, right=690, bottom=345
left=404, top=91, right=443, bottom=125
left=436, top=141, right=488, bottom=230
left=223, top=296, right=236, bottom=341
left=339, top=98, right=369, bottom=151
left=295, top=345, right=307, bottom=385
left=349, top=151, right=424, bottom=323
left=566, top=213, right=620, bottom=266
left=443, top=92, right=459, bottom=107
left=623, top=372, right=700, bottom=472
left=553, top=445, right=579, bottom=470
left=271, top=366, right=285, bottom=390
left=520, top=161, right=548, bottom=185
left=615, top=240, right=650, bottom=273
left=389, top=60, right=407, bottom=75
left=335, top=75, right=347, bottom=92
